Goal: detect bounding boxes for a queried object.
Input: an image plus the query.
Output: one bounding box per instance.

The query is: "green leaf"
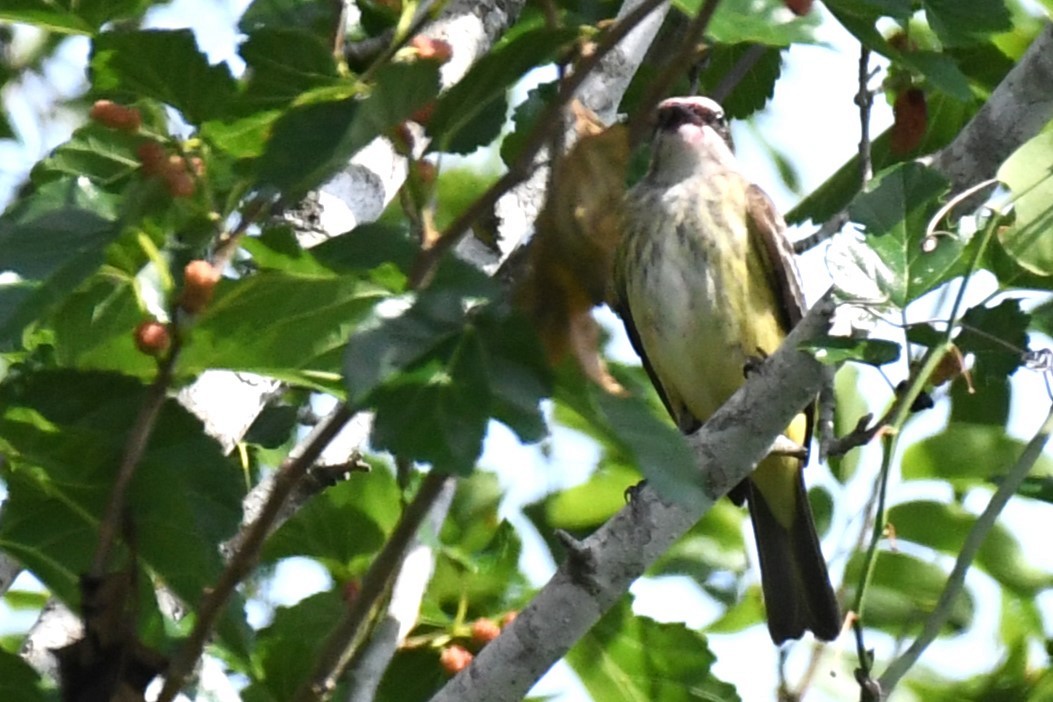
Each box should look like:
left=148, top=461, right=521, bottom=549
left=430, top=479, right=526, bottom=617
left=844, top=550, right=974, bottom=634
left=238, top=27, right=340, bottom=110
left=344, top=291, right=470, bottom=405
left=261, top=474, right=398, bottom=574
left=51, top=272, right=153, bottom=376
left=242, top=226, right=338, bottom=276
left=678, top=0, right=820, bottom=46
left=475, top=310, right=550, bottom=443
left=650, top=501, right=748, bottom=586
left=997, top=131, right=1053, bottom=276
left=0, top=649, right=55, bottom=702
left=0, top=112, right=13, bottom=141
left=370, top=330, right=491, bottom=474
left=809, top=485, right=834, bottom=536
left=257, top=61, right=440, bottom=196
left=553, top=365, right=702, bottom=507
left=945, top=43, right=1018, bottom=93
left=239, top=0, right=341, bottom=36
left=983, top=232, right=1053, bottom=293
left=0, top=371, right=247, bottom=647
left=950, top=372, right=1009, bottom=426
left=1016, top=475, right=1053, bottom=504
left=957, top=299, right=1030, bottom=383
left=902, top=422, right=1053, bottom=484
left=500, top=81, right=556, bottom=167
left=0, top=178, right=120, bottom=350
left=348, top=283, right=548, bottom=474
left=374, top=648, right=446, bottom=702
left=828, top=364, right=870, bottom=482
left=844, top=162, right=957, bottom=307
left=32, top=123, right=143, bottom=187
left=697, top=44, right=783, bottom=119
left=906, top=322, right=945, bottom=348
left=426, top=27, right=578, bottom=154
left=201, top=110, right=283, bottom=159
left=705, top=585, right=766, bottom=635
left=181, top=271, right=389, bottom=391
left=922, top=0, right=1012, bottom=47
left=542, top=460, right=641, bottom=530
left=889, top=500, right=1052, bottom=594
left=310, top=221, right=418, bottom=277
left=824, top=0, right=912, bottom=21
left=901, top=51, right=973, bottom=101
left=567, top=598, right=740, bottom=702
left=800, top=335, right=902, bottom=366
left=433, top=168, right=499, bottom=233
left=250, top=590, right=347, bottom=701
left=90, top=29, right=237, bottom=124
left=0, top=0, right=153, bottom=34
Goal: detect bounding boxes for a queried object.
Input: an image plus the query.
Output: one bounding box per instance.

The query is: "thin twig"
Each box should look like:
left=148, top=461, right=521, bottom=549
left=90, top=339, right=181, bottom=576
left=855, top=44, right=873, bottom=187
left=794, top=43, right=873, bottom=255
left=331, top=0, right=349, bottom=59
left=822, top=411, right=877, bottom=458
left=850, top=420, right=898, bottom=692
left=793, top=210, right=849, bottom=255
left=292, top=472, right=451, bottom=702
left=211, top=195, right=272, bottom=273
left=877, top=401, right=1053, bottom=696
left=157, top=403, right=356, bottom=702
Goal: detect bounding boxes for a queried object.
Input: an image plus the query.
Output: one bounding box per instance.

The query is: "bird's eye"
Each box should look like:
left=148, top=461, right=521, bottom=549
left=712, top=111, right=726, bottom=126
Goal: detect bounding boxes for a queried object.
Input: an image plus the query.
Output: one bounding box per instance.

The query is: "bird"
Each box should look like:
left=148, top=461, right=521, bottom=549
left=612, top=95, right=841, bottom=643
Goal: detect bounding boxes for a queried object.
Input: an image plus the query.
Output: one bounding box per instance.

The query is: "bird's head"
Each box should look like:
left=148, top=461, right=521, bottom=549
left=647, top=96, right=738, bottom=183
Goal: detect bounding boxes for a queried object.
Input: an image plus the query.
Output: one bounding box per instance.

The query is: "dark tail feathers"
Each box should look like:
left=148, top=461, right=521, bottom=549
left=747, top=475, right=841, bottom=644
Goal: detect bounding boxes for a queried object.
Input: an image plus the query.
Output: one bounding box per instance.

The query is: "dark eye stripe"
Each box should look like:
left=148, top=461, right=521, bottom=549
left=690, top=103, right=725, bottom=127
left=654, top=101, right=734, bottom=152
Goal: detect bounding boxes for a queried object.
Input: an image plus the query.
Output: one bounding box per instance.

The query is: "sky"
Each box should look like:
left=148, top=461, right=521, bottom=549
left=2, top=2, right=1053, bottom=701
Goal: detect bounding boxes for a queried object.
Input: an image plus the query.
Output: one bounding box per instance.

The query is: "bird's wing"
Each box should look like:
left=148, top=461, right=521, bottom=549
left=745, top=183, right=805, bottom=331
left=745, top=182, right=815, bottom=456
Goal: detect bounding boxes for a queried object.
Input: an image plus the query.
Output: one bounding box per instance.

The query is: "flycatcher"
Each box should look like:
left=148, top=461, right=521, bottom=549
left=613, top=96, right=840, bottom=643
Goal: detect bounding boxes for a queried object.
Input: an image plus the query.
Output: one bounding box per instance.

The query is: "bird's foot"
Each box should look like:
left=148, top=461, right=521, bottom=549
left=743, top=348, right=770, bottom=378
left=623, top=479, right=648, bottom=504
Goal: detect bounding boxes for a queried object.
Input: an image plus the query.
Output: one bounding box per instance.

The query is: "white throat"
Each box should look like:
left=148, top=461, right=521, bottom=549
left=648, top=123, right=740, bottom=185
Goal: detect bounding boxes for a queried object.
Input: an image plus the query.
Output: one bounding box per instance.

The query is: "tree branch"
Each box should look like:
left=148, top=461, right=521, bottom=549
left=428, top=294, right=838, bottom=702
left=930, top=22, right=1053, bottom=195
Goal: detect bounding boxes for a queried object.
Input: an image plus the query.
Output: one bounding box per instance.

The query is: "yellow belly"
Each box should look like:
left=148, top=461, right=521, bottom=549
left=621, top=172, right=804, bottom=527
